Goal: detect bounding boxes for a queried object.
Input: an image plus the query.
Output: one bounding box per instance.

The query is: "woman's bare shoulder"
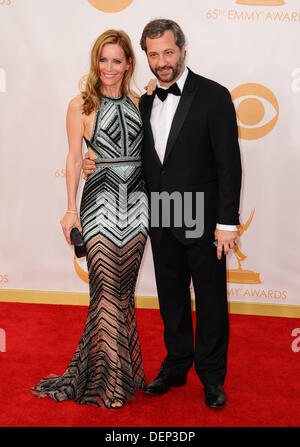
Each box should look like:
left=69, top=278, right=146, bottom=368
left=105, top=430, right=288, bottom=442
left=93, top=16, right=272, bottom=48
left=68, top=95, right=84, bottom=110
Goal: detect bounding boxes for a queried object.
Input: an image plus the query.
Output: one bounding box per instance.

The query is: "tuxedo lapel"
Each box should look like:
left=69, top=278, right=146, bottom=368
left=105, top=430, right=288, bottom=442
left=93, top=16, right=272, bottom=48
left=141, top=93, right=162, bottom=166
left=163, top=69, right=197, bottom=165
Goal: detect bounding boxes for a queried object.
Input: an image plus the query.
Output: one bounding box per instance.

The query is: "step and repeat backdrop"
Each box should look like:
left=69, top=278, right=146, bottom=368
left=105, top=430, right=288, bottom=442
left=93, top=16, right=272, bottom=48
left=0, top=0, right=299, bottom=314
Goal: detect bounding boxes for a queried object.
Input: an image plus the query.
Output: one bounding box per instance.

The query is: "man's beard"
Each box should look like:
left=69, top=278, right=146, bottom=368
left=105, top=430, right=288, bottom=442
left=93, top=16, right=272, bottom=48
left=151, top=55, right=185, bottom=84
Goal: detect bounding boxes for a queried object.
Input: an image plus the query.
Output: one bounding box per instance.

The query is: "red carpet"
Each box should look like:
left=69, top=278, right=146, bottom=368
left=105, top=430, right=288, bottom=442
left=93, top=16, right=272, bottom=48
left=0, top=301, right=300, bottom=427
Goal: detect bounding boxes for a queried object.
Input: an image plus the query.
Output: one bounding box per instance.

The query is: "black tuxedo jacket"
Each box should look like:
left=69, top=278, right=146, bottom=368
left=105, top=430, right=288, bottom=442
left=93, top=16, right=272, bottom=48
left=139, top=68, right=242, bottom=245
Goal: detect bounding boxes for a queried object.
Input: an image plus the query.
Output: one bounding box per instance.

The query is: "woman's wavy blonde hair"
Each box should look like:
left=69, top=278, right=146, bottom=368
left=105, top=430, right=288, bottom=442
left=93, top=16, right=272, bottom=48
left=81, top=29, right=137, bottom=115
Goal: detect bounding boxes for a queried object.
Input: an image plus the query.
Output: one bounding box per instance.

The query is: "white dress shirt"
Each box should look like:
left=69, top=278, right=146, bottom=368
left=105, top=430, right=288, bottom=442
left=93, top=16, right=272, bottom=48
left=150, top=66, right=237, bottom=232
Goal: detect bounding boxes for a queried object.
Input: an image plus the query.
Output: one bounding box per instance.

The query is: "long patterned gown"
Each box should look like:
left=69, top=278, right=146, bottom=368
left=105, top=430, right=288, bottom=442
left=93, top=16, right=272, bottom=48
left=31, top=93, right=148, bottom=408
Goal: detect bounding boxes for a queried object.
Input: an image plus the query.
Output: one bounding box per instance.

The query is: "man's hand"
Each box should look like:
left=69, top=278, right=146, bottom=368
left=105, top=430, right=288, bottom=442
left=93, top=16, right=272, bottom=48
left=82, top=151, right=96, bottom=180
left=144, top=78, right=157, bottom=96
left=214, top=229, right=239, bottom=260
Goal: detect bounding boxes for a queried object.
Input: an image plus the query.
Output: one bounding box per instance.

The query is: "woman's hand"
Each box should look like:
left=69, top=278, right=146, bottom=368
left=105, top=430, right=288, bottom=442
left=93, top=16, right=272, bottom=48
left=60, top=212, right=82, bottom=245
left=144, top=78, right=157, bottom=96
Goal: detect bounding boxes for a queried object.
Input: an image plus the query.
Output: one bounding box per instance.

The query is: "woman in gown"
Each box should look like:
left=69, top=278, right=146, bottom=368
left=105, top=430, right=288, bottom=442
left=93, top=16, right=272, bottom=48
left=31, top=30, right=149, bottom=409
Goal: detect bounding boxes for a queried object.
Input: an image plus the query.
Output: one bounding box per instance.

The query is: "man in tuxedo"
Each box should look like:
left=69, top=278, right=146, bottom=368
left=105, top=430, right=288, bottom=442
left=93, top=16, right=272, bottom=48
left=83, top=19, right=242, bottom=409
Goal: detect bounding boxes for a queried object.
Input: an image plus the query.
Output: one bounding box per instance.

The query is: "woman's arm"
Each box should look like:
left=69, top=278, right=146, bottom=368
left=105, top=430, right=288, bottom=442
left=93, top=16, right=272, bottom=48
left=60, top=96, right=84, bottom=244
left=65, top=96, right=84, bottom=211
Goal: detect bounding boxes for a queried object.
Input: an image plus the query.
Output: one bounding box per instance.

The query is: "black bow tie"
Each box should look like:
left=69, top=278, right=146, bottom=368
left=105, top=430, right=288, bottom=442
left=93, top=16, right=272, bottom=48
left=155, top=83, right=181, bottom=102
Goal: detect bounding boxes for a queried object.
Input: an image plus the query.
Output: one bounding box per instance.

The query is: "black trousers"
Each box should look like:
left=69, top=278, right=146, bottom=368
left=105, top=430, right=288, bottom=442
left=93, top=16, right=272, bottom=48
left=150, top=228, right=229, bottom=386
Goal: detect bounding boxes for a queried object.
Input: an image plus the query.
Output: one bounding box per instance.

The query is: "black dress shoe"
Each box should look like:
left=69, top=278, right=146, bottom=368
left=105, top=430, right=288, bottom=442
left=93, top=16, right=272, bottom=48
left=204, top=384, right=226, bottom=409
left=143, top=369, right=187, bottom=395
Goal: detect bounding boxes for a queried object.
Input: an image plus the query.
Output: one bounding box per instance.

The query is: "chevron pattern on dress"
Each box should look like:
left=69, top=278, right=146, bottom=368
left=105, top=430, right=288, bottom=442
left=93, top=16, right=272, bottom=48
left=91, top=95, right=143, bottom=160
left=31, top=233, right=146, bottom=408
left=80, top=165, right=148, bottom=247
left=31, top=93, right=148, bottom=409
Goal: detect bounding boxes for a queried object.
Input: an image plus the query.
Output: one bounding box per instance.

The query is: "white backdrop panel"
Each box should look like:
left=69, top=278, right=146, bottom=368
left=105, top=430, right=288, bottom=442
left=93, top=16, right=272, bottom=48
left=0, top=0, right=299, bottom=307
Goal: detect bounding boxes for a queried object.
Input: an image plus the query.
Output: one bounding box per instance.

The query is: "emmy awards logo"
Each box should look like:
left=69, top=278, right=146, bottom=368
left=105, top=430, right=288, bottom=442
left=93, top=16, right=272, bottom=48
left=227, top=208, right=262, bottom=284
left=236, top=0, right=285, bottom=5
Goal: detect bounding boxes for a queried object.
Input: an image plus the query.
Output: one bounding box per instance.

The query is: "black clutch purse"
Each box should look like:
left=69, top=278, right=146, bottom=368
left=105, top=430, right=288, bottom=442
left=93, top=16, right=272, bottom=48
left=70, top=228, right=86, bottom=258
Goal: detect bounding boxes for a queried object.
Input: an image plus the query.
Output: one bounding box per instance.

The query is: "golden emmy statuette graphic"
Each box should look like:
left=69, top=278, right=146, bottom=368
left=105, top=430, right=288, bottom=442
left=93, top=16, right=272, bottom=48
left=236, top=0, right=285, bottom=5
left=227, top=209, right=262, bottom=284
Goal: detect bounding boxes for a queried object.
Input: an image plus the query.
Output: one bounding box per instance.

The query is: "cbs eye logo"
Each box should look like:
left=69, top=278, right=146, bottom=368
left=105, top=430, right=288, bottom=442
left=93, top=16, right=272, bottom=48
left=231, top=83, right=279, bottom=140
left=88, top=0, right=134, bottom=13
